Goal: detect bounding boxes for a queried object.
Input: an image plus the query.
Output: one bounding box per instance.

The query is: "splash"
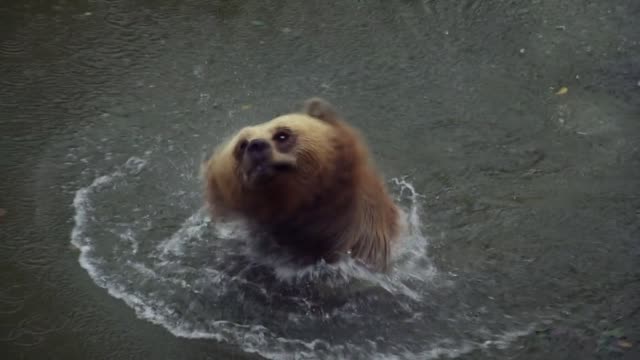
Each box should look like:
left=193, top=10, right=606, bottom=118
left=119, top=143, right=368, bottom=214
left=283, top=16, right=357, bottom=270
left=70, top=156, right=534, bottom=359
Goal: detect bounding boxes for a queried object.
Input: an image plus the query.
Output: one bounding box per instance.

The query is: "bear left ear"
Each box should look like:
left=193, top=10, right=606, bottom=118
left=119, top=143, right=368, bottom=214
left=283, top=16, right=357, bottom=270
left=303, top=97, right=340, bottom=124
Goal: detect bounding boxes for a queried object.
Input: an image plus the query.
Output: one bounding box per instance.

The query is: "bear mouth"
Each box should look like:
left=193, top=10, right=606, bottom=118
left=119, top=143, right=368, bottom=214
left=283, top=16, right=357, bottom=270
left=271, top=162, right=295, bottom=172
left=244, top=162, right=295, bottom=185
left=249, top=163, right=272, bottom=178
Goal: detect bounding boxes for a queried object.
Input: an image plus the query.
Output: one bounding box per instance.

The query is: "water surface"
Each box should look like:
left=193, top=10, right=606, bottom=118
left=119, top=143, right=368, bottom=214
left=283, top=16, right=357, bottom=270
left=1, top=1, right=639, bottom=359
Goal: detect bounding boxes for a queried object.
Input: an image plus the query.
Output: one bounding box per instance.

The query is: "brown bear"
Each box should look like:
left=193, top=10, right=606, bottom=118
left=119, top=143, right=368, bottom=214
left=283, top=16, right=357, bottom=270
left=202, top=98, right=401, bottom=271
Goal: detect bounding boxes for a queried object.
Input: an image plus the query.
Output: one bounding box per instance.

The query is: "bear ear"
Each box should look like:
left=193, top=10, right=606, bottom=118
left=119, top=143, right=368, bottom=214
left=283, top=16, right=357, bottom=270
left=303, top=97, right=340, bottom=124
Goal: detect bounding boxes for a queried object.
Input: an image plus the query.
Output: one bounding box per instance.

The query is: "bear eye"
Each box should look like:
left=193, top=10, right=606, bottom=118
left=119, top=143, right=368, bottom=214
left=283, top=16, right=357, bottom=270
left=273, top=131, right=290, bottom=143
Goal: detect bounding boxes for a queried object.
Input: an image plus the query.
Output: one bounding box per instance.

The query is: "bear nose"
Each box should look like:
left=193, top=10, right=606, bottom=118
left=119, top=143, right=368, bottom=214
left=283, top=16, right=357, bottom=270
left=246, top=139, right=271, bottom=160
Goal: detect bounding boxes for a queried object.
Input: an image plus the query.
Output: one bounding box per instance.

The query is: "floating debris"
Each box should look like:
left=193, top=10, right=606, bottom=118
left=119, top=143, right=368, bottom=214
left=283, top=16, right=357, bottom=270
left=555, top=86, right=569, bottom=95
left=618, top=340, right=633, bottom=349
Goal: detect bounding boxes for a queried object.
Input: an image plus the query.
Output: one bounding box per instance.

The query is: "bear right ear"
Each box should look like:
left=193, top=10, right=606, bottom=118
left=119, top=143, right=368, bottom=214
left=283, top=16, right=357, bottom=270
left=303, top=97, right=340, bottom=124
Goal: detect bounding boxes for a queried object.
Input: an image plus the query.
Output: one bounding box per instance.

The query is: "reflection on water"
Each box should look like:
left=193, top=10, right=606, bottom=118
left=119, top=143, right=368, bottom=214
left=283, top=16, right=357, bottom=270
left=1, top=0, right=638, bottom=359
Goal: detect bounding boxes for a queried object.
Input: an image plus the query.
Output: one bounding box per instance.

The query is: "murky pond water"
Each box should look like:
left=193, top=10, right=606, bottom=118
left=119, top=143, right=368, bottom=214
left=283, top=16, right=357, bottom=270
left=1, top=1, right=639, bottom=359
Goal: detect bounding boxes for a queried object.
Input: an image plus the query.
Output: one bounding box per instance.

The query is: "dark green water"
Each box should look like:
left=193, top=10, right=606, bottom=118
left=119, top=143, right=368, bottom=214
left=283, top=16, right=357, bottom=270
left=1, top=1, right=639, bottom=359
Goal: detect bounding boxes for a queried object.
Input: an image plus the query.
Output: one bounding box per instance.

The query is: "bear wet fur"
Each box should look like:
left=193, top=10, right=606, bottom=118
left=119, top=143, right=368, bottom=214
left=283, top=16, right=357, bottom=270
left=202, top=98, right=401, bottom=271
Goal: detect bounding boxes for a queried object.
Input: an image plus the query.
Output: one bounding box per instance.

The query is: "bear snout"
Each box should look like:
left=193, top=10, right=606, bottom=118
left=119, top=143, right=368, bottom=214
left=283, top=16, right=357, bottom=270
left=241, top=139, right=276, bottom=185
left=246, top=139, right=271, bottom=162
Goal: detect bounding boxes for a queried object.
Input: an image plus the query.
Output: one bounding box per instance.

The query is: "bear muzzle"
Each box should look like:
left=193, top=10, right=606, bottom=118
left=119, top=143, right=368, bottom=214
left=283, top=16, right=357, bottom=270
left=241, top=140, right=272, bottom=183
left=240, top=139, right=297, bottom=187
left=246, top=139, right=271, bottom=161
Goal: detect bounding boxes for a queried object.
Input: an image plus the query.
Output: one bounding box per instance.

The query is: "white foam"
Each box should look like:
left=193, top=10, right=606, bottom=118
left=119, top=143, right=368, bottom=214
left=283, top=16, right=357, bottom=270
left=119, top=228, right=139, bottom=254
left=124, top=156, right=147, bottom=174
left=156, top=208, right=210, bottom=258
left=368, top=325, right=536, bottom=360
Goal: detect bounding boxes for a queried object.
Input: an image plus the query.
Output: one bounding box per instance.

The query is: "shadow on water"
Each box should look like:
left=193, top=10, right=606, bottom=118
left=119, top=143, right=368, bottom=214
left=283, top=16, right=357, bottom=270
left=1, top=0, right=639, bottom=359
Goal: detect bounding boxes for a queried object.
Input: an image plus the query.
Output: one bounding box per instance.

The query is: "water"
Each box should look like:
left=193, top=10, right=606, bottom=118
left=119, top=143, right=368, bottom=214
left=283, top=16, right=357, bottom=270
left=1, top=1, right=639, bottom=359
left=68, top=141, right=535, bottom=360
